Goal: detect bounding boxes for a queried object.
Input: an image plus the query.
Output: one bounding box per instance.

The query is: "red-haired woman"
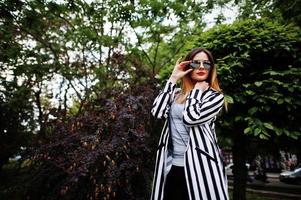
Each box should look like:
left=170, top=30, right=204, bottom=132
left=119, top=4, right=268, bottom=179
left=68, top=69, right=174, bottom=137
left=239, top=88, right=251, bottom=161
left=150, top=48, right=228, bottom=200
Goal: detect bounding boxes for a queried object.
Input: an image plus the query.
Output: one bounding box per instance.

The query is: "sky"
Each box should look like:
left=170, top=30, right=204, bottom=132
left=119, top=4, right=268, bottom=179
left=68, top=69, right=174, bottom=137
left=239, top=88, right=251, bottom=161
left=204, top=3, right=239, bottom=29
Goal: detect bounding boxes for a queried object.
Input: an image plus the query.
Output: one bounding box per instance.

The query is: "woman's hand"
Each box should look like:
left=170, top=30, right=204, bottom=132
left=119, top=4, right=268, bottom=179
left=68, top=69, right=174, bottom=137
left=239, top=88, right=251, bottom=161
left=194, top=81, right=209, bottom=92
left=169, top=58, right=193, bottom=84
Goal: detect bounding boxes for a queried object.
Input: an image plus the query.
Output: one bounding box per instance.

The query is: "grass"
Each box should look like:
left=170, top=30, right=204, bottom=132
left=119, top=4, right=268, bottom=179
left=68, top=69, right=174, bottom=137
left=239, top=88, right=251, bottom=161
left=246, top=192, right=274, bottom=200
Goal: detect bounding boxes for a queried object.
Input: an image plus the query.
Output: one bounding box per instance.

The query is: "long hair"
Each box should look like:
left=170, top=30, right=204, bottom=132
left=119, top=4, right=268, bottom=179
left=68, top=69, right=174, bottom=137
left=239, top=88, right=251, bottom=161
left=177, top=48, right=227, bottom=111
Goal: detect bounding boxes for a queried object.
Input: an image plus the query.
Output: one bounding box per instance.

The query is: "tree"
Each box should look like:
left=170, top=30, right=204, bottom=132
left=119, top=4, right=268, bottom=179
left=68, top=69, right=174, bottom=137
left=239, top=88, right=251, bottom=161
left=234, top=0, right=301, bottom=27
left=1, top=0, right=218, bottom=106
left=159, top=18, right=301, bottom=200
left=0, top=0, right=218, bottom=169
left=0, top=84, right=32, bottom=174
left=200, top=18, right=300, bottom=200
left=3, top=1, right=235, bottom=197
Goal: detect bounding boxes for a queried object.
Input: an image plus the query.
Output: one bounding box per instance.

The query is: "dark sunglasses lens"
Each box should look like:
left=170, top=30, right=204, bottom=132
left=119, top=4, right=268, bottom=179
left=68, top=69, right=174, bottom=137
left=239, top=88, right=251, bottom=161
left=203, top=62, right=212, bottom=70
left=190, top=63, right=200, bottom=69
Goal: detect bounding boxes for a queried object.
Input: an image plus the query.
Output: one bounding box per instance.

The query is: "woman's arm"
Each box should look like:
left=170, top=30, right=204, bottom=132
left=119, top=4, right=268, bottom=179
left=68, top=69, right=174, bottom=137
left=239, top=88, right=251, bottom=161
left=151, top=80, right=177, bottom=119
left=183, top=88, right=224, bottom=126
left=151, top=58, right=193, bottom=119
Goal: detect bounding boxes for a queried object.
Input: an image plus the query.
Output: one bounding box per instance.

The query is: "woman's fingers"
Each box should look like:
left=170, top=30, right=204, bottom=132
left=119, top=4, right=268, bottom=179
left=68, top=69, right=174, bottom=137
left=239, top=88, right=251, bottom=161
left=179, top=60, right=191, bottom=65
left=172, top=59, right=192, bottom=79
left=178, top=60, right=191, bottom=69
left=176, top=57, right=182, bottom=65
left=184, top=68, right=193, bottom=75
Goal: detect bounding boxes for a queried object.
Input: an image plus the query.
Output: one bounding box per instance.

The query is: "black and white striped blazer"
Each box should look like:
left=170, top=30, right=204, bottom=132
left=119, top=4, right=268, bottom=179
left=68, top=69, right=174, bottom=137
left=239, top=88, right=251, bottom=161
left=150, top=80, right=229, bottom=200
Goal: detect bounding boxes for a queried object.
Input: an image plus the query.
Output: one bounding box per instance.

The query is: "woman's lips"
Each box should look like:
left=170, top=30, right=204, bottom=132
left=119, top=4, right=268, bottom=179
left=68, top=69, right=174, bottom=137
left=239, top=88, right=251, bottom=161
left=197, top=72, right=205, bottom=76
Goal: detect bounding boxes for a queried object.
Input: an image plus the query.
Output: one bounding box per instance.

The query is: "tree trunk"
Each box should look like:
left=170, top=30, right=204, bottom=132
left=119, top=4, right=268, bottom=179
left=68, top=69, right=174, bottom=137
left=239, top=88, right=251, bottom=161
left=34, top=90, right=45, bottom=138
left=232, top=132, right=247, bottom=200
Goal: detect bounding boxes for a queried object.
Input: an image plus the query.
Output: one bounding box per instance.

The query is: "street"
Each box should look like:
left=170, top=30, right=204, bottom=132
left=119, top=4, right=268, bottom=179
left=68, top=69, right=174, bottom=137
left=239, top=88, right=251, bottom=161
left=228, top=172, right=301, bottom=199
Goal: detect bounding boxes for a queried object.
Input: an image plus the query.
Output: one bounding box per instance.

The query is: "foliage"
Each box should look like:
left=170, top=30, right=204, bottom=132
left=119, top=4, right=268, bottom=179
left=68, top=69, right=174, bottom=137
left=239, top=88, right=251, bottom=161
left=1, top=0, right=300, bottom=199
left=165, top=18, right=301, bottom=140
left=0, top=0, right=217, bottom=116
left=19, top=84, right=155, bottom=200
left=187, top=17, right=300, bottom=200
left=0, top=0, right=221, bottom=169
left=157, top=18, right=301, bottom=200
left=233, top=0, right=301, bottom=27
left=0, top=0, right=230, bottom=198
left=0, top=81, right=33, bottom=172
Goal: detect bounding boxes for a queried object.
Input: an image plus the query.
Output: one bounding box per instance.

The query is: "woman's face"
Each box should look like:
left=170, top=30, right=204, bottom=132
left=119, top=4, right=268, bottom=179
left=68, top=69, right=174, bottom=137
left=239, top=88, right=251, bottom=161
left=189, top=51, right=211, bottom=83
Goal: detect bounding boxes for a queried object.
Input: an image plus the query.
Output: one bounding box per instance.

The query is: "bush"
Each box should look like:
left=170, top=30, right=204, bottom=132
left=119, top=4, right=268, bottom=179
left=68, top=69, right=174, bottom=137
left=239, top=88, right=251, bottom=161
left=22, top=85, right=157, bottom=200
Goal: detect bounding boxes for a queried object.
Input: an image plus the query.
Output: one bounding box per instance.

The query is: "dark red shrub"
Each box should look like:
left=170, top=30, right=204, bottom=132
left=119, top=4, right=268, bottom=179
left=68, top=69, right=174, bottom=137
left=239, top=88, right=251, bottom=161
left=22, top=85, right=159, bottom=200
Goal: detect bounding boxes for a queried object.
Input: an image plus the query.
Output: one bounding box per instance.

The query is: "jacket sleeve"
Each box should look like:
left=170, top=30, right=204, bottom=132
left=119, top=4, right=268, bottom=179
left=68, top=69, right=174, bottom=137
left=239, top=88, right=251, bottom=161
left=183, top=88, right=224, bottom=126
left=151, top=80, right=176, bottom=119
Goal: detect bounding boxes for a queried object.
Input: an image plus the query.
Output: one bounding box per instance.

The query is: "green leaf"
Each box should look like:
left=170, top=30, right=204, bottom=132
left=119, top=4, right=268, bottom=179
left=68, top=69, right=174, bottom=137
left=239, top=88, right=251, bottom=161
left=263, top=123, right=273, bottom=130
left=275, top=128, right=282, bottom=136
left=264, top=106, right=271, bottom=112
left=284, top=129, right=290, bottom=136
left=234, top=116, right=242, bottom=122
left=259, top=134, right=269, bottom=140
left=284, top=97, right=291, bottom=104
left=224, top=95, right=234, bottom=104
left=244, top=127, right=251, bottom=134
left=254, top=128, right=261, bottom=136
left=248, top=107, right=258, bottom=115
left=289, top=131, right=300, bottom=140
left=267, top=71, right=278, bottom=75
left=246, top=90, right=255, bottom=95
left=277, top=99, right=284, bottom=104
left=290, top=134, right=298, bottom=140
left=254, top=81, right=262, bottom=87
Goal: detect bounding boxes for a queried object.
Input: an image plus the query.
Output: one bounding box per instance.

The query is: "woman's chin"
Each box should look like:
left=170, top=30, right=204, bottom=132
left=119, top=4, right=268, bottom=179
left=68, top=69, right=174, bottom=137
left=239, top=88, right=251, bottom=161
left=192, top=77, right=207, bottom=82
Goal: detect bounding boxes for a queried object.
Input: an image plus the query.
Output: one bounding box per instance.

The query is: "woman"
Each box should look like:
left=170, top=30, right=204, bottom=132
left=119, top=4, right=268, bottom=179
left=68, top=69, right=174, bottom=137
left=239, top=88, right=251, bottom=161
left=150, top=48, right=228, bottom=200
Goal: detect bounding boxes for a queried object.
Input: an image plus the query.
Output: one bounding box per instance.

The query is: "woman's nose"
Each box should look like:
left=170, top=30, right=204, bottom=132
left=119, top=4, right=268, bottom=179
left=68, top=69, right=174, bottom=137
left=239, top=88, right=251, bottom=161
left=198, top=62, right=205, bottom=69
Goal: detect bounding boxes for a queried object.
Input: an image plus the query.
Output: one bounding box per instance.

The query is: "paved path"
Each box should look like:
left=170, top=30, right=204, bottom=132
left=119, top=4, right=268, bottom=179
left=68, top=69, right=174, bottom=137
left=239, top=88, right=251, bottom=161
left=228, top=172, right=301, bottom=199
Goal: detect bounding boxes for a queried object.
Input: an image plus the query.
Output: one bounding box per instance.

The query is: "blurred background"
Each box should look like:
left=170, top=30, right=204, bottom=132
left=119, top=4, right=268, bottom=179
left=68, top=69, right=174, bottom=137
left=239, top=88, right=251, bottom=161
left=0, top=0, right=300, bottom=199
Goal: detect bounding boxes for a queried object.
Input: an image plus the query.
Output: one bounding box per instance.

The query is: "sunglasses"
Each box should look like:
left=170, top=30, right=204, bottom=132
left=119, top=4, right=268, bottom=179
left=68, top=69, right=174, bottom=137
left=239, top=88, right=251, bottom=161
left=188, top=60, right=212, bottom=70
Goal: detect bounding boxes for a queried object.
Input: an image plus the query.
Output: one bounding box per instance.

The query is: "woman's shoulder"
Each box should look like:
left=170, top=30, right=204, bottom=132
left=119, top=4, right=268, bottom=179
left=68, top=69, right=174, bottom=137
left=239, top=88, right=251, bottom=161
left=209, top=87, right=224, bottom=95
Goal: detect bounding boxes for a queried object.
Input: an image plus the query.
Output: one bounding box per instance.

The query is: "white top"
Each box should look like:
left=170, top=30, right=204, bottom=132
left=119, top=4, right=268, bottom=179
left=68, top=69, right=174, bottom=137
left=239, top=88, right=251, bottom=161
left=170, top=101, right=189, bottom=166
